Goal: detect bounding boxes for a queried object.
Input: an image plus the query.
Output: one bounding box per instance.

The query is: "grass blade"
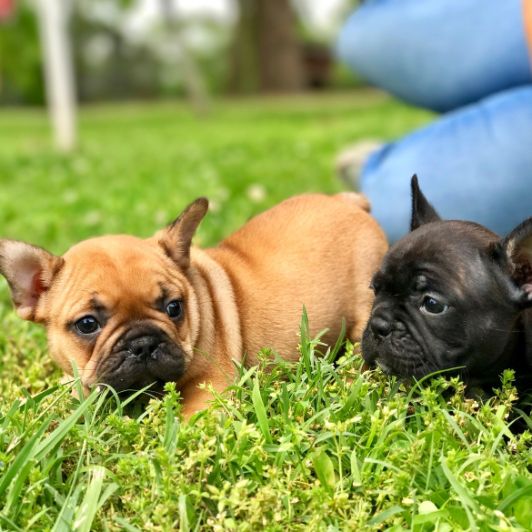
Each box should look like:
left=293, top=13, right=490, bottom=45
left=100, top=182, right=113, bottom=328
left=350, top=449, right=362, bottom=487
left=0, top=415, right=52, bottom=498
left=252, top=377, right=271, bottom=444
left=312, top=448, right=336, bottom=493
left=440, top=456, right=479, bottom=531
left=73, top=466, right=107, bottom=532
left=34, top=393, right=97, bottom=460
left=367, top=505, right=404, bottom=526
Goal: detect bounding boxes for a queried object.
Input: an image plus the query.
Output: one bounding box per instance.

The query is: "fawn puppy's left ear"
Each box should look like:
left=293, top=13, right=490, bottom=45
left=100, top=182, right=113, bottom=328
left=0, top=240, right=64, bottom=321
left=155, top=198, right=209, bottom=269
left=500, top=217, right=532, bottom=308
left=410, top=174, right=441, bottom=231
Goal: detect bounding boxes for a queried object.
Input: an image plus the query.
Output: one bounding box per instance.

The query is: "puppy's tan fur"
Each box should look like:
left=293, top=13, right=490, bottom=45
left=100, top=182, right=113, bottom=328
left=0, top=193, right=387, bottom=417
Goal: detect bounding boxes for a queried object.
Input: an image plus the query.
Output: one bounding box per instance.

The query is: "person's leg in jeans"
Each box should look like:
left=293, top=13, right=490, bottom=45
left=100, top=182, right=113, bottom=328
left=338, top=0, right=531, bottom=112
left=337, top=0, right=532, bottom=241
left=362, top=87, right=532, bottom=242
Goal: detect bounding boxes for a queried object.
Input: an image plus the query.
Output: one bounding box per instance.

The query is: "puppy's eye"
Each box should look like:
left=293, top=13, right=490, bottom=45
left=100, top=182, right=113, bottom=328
left=420, top=296, right=448, bottom=315
left=75, top=315, right=101, bottom=335
left=166, top=299, right=184, bottom=320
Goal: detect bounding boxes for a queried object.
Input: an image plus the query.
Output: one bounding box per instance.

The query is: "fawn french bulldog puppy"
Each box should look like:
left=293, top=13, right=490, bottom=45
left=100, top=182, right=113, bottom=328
left=363, top=176, right=532, bottom=390
left=0, top=193, right=387, bottom=416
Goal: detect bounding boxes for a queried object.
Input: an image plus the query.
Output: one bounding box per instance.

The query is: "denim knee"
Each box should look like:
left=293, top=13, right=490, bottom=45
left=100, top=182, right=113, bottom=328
left=337, top=0, right=532, bottom=112
left=360, top=86, right=532, bottom=242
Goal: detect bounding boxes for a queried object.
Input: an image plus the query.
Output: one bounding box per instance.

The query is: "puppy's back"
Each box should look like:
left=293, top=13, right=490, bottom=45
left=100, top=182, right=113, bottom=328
left=208, top=193, right=388, bottom=362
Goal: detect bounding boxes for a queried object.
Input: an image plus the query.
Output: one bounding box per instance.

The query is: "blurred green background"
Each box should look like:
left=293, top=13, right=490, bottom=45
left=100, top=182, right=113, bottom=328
left=0, top=0, right=433, bottom=255
left=0, top=94, right=431, bottom=253
left=1, top=0, right=364, bottom=105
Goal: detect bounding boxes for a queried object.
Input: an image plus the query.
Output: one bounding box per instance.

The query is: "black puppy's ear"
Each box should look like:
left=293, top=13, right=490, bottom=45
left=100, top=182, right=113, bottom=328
left=156, top=198, right=209, bottom=269
left=410, top=175, right=441, bottom=231
left=501, top=217, right=532, bottom=308
left=0, top=240, right=64, bottom=321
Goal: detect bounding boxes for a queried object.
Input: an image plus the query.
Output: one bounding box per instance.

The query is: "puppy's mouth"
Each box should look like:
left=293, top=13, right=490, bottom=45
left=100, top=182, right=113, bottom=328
left=363, top=329, right=469, bottom=382
left=362, top=328, right=437, bottom=379
left=375, top=354, right=435, bottom=380
left=94, top=326, right=186, bottom=394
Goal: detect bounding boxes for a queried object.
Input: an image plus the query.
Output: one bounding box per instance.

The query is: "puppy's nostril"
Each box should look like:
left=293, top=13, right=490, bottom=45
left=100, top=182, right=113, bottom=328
left=128, top=336, right=160, bottom=359
left=370, top=316, right=392, bottom=338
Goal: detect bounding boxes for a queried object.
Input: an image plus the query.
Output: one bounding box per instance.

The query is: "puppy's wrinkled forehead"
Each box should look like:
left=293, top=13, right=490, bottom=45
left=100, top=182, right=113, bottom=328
left=53, top=235, right=182, bottom=314
left=376, top=221, right=499, bottom=295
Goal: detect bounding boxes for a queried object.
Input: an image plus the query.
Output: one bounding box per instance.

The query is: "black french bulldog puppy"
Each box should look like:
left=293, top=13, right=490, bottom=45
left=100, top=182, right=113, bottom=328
left=362, top=175, right=532, bottom=390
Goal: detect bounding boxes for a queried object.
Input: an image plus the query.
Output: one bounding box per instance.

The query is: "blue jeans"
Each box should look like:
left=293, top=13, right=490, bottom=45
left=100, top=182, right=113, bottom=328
left=338, top=0, right=532, bottom=242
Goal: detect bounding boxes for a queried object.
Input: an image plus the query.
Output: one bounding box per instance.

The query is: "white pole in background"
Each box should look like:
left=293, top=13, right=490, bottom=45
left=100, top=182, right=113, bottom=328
left=37, top=0, right=77, bottom=151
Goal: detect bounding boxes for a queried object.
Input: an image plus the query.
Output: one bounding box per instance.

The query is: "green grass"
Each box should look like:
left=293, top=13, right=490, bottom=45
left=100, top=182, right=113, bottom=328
left=0, top=92, right=531, bottom=530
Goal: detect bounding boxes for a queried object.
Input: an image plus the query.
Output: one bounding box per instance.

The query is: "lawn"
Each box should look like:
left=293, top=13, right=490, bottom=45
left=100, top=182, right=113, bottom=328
left=0, top=92, right=530, bottom=530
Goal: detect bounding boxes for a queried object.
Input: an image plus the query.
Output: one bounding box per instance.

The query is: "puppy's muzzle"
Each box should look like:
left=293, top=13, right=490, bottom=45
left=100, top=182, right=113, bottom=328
left=127, top=334, right=162, bottom=360
left=96, top=325, right=186, bottom=393
left=369, top=314, right=392, bottom=339
left=362, top=308, right=401, bottom=370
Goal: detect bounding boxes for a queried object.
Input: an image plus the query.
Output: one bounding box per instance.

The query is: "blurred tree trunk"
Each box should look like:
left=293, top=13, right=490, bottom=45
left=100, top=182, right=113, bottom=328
left=228, top=0, right=259, bottom=93
left=230, top=0, right=304, bottom=93
left=257, top=0, right=304, bottom=92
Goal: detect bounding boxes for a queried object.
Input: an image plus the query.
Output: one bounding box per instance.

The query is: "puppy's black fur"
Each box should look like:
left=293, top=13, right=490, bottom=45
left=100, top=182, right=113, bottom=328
left=362, top=175, right=532, bottom=390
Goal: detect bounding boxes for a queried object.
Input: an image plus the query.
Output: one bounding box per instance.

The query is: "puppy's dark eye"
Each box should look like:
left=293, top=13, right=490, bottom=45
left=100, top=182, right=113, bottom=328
left=420, top=296, right=448, bottom=315
left=75, top=315, right=101, bottom=335
left=166, top=299, right=183, bottom=319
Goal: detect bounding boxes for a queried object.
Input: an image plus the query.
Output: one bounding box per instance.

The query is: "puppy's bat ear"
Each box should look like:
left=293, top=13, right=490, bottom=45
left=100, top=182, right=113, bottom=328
left=0, top=240, right=64, bottom=321
left=156, top=198, right=209, bottom=269
left=500, top=217, right=532, bottom=308
left=410, top=175, right=441, bottom=231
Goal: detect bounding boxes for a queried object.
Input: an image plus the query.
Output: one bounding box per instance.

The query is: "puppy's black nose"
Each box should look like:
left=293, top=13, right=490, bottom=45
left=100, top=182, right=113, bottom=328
left=128, top=335, right=160, bottom=359
left=370, top=316, right=392, bottom=338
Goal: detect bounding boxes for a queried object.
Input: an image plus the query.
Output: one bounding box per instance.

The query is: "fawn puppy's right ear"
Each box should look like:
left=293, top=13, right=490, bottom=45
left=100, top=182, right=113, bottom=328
left=0, top=240, right=64, bottom=321
left=154, top=198, right=209, bottom=269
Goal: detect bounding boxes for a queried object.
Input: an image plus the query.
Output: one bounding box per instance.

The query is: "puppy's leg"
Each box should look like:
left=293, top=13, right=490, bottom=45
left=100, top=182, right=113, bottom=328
left=181, top=385, right=219, bottom=419
left=349, top=230, right=388, bottom=341
left=180, top=368, right=236, bottom=419
left=350, top=285, right=375, bottom=341
left=61, top=374, right=91, bottom=399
